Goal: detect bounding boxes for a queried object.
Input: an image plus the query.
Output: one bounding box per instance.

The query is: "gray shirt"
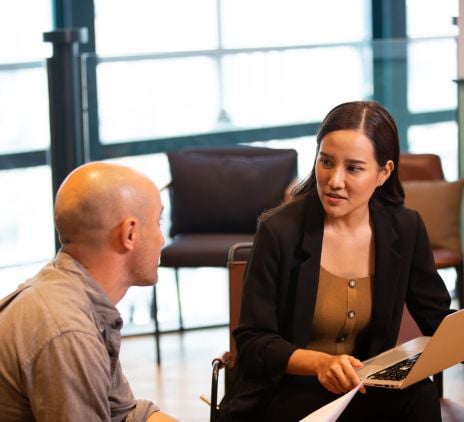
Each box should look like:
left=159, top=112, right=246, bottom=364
left=0, top=251, right=159, bottom=421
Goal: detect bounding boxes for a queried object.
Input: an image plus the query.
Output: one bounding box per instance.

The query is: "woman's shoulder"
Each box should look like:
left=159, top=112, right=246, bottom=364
left=373, top=201, right=421, bottom=231
left=257, top=195, right=323, bottom=244
left=260, top=194, right=315, bottom=225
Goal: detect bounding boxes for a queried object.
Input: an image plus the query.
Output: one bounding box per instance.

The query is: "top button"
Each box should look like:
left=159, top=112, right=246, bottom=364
left=348, top=279, right=356, bottom=288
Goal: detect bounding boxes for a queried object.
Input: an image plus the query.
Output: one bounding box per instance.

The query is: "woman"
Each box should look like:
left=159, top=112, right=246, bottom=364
left=218, top=101, right=453, bottom=421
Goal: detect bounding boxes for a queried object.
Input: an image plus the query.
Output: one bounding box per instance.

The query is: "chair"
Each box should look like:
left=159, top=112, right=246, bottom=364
left=210, top=241, right=464, bottom=422
left=399, top=153, right=464, bottom=309
left=155, top=145, right=298, bottom=364
left=210, top=241, right=252, bottom=422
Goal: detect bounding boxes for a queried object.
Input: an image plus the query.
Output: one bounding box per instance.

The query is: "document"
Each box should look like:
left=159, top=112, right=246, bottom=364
left=299, top=382, right=363, bottom=422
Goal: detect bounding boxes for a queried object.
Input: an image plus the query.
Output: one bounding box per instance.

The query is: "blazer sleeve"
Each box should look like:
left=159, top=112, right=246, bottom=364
left=405, top=210, right=453, bottom=335
left=233, top=219, right=298, bottom=384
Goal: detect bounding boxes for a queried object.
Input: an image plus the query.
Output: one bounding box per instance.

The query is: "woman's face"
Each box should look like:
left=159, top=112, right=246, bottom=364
left=316, top=129, right=393, bottom=220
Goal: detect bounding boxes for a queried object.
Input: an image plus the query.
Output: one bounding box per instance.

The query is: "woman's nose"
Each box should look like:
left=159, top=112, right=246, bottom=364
left=328, top=168, right=345, bottom=189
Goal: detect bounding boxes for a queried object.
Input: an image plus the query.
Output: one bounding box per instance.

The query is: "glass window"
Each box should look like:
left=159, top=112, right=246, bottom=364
left=0, top=0, right=52, bottom=62
left=0, top=66, right=50, bottom=154
left=406, top=0, right=458, bottom=38
left=221, top=0, right=370, bottom=48
left=95, top=0, right=218, bottom=55
left=94, top=0, right=371, bottom=143
left=0, top=167, right=54, bottom=267
left=0, top=166, right=54, bottom=297
left=407, top=38, right=457, bottom=113
left=222, top=46, right=372, bottom=127
left=97, top=57, right=220, bottom=143
left=0, top=1, right=54, bottom=299
left=408, top=122, right=459, bottom=180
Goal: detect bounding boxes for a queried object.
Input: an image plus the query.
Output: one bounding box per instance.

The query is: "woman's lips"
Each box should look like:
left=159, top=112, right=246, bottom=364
left=325, top=192, right=346, bottom=204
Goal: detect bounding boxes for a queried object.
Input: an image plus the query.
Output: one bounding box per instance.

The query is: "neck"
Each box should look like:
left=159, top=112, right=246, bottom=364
left=63, top=245, right=129, bottom=305
left=325, top=207, right=371, bottom=235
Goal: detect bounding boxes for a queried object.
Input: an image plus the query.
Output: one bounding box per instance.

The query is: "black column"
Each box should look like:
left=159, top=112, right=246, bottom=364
left=371, top=0, right=409, bottom=151
left=43, top=28, right=88, bottom=251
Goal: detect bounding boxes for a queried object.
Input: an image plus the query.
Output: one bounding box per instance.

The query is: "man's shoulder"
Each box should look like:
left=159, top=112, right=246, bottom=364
left=1, top=263, right=99, bottom=343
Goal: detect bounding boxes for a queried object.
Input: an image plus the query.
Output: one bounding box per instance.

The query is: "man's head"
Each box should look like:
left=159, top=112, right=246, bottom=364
left=54, top=162, right=164, bottom=294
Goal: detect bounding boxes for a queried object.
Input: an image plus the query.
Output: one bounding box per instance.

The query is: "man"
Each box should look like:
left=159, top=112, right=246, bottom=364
left=0, top=162, right=176, bottom=421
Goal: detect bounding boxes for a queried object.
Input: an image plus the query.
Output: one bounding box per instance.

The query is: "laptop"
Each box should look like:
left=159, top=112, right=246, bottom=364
left=356, top=309, right=464, bottom=389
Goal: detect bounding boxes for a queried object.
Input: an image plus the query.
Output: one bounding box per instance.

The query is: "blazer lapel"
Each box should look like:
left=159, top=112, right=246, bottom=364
left=368, top=204, right=403, bottom=356
left=291, top=199, right=324, bottom=347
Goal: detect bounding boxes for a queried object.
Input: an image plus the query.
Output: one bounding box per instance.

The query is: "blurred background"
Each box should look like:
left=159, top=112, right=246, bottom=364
left=0, top=0, right=461, bottom=336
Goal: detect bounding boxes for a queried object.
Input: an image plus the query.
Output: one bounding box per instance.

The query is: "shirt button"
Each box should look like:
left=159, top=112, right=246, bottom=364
left=348, top=310, right=355, bottom=319
left=348, top=279, right=356, bottom=288
left=337, top=335, right=346, bottom=342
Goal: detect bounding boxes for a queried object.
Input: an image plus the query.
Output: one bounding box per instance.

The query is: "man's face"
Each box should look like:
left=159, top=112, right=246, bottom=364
left=132, top=187, right=165, bottom=286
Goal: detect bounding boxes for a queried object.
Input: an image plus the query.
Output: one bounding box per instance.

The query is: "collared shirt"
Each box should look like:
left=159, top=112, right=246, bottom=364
left=0, top=251, right=159, bottom=421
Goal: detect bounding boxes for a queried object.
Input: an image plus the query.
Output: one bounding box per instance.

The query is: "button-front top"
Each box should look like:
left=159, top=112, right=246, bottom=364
left=306, top=267, right=373, bottom=355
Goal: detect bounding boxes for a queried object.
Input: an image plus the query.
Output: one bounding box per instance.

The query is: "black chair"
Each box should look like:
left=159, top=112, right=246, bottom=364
left=154, top=145, right=298, bottom=364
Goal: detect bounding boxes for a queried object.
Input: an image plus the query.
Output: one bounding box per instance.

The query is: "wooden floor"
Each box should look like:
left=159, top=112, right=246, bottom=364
left=120, top=327, right=228, bottom=422
left=120, top=326, right=464, bottom=421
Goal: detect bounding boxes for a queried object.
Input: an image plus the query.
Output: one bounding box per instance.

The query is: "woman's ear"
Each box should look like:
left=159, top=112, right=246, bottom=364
left=379, top=160, right=394, bottom=186
left=120, top=217, right=137, bottom=251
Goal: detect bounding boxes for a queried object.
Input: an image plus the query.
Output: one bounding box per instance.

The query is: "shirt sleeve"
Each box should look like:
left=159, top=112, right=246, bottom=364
left=25, top=331, right=158, bottom=422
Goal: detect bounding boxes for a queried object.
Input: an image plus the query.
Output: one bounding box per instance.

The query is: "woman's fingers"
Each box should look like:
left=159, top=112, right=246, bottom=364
left=318, top=354, right=364, bottom=394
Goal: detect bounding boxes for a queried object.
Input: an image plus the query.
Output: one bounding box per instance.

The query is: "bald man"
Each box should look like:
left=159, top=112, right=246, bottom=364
left=0, top=162, right=176, bottom=421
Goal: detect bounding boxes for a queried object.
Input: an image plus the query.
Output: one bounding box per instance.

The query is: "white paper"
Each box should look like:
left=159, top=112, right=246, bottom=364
left=299, top=382, right=363, bottom=422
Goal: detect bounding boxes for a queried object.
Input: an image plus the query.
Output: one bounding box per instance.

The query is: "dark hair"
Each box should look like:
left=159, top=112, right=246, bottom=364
left=292, top=100, right=404, bottom=206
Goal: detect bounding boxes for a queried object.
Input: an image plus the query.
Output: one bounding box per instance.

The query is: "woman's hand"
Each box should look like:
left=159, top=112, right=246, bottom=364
left=316, top=353, right=365, bottom=394
left=286, top=349, right=366, bottom=394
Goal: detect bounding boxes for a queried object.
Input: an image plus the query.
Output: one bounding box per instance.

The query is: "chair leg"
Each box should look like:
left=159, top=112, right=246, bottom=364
left=455, top=263, right=463, bottom=309
left=174, top=268, right=184, bottom=330
left=152, top=285, right=161, bottom=365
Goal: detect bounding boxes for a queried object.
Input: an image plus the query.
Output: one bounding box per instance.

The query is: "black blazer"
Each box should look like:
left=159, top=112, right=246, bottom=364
left=220, top=194, right=452, bottom=421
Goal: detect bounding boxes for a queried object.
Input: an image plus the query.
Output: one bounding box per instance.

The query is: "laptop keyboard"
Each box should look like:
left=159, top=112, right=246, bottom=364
left=367, top=353, right=421, bottom=381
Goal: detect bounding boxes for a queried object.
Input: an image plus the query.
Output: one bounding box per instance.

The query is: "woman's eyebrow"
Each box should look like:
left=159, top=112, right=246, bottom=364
left=319, top=151, right=367, bottom=165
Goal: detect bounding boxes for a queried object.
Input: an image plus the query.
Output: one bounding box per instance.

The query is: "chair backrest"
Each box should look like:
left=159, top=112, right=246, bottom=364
left=399, top=153, right=463, bottom=255
left=227, top=242, right=253, bottom=361
left=398, top=153, right=444, bottom=182
left=167, top=146, right=298, bottom=236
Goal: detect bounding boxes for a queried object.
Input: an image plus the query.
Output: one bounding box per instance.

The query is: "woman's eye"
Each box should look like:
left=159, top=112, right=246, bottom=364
left=347, top=165, right=362, bottom=172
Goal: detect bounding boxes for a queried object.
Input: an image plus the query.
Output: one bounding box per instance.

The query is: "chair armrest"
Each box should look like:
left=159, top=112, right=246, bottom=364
left=210, top=352, right=235, bottom=422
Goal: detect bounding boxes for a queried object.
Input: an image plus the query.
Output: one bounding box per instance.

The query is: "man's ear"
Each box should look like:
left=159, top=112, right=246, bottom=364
left=120, top=217, right=138, bottom=251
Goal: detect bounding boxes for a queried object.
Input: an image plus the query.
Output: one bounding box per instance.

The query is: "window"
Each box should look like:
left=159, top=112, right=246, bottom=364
left=94, top=0, right=371, bottom=143
left=0, top=1, right=53, bottom=296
